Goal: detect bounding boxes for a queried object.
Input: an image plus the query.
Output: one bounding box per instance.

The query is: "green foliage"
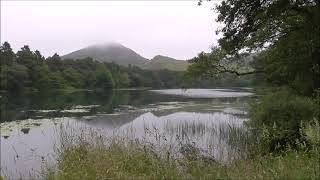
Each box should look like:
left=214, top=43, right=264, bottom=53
left=62, top=67, right=83, bottom=88
left=0, top=63, right=29, bottom=92
left=0, top=42, right=15, bottom=66
left=44, top=132, right=320, bottom=180
left=46, top=54, right=63, bottom=72
left=193, top=0, right=320, bottom=94
left=304, top=120, right=320, bottom=148
left=1, top=42, right=251, bottom=94
left=186, top=47, right=226, bottom=78
left=216, top=0, right=319, bottom=55
left=46, top=143, right=180, bottom=180
left=48, top=72, right=67, bottom=90
left=191, top=0, right=320, bottom=155
left=249, top=89, right=318, bottom=152
left=141, top=55, right=189, bottom=71
left=94, top=66, right=114, bottom=89
left=256, top=31, right=316, bottom=95
left=186, top=47, right=260, bottom=88
left=219, top=0, right=319, bottom=93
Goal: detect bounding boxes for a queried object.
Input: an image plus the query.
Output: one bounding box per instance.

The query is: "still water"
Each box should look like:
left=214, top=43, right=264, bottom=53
left=0, top=88, right=254, bottom=179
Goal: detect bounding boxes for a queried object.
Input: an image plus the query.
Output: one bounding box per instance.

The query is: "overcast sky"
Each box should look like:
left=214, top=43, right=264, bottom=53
left=1, top=1, right=221, bottom=60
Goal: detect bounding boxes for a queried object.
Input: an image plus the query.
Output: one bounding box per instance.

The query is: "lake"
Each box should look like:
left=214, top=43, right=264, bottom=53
left=0, top=88, right=255, bottom=179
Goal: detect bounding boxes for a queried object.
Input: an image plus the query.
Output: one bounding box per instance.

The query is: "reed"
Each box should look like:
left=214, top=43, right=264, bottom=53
left=43, top=123, right=320, bottom=180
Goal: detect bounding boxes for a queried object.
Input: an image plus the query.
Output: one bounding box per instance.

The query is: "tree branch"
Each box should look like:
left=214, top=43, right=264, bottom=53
left=209, top=63, right=264, bottom=76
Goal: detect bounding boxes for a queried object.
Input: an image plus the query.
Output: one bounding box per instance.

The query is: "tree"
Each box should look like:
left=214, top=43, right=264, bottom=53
left=192, top=0, right=320, bottom=152
left=129, top=73, right=143, bottom=87
left=215, top=0, right=319, bottom=55
left=32, top=63, right=51, bottom=91
left=46, top=53, right=63, bottom=72
left=117, top=72, right=130, bottom=88
left=16, top=46, right=50, bottom=91
left=48, top=72, right=66, bottom=90
left=191, top=0, right=320, bottom=95
left=0, top=63, right=29, bottom=92
left=0, top=42, right=15, bottom=66
left=94, top=65, right=114, bottom=90
left=16, top=45, right=35, bottom=67
left=62, top=67, right=83, bottom=88
left=0, top=42, right=29, bottom=92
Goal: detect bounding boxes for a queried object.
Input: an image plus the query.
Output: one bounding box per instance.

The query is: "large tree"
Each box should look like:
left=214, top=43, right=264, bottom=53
left=191, top=0, right=320, bottom=95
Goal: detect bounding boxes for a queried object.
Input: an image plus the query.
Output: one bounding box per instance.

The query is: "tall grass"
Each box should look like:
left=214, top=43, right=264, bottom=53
left=43, top=122, right=319, bottom=180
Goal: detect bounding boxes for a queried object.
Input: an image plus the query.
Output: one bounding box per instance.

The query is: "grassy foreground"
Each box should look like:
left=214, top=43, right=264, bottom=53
left=44, top=135, right=320, bottom=180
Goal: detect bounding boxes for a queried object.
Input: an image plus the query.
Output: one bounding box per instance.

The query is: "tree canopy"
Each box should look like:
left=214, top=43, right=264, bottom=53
left=189, top=0, right=320, bottom=95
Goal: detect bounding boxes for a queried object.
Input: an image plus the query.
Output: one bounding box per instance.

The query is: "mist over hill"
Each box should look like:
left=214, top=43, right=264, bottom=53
left=62, top=43, right=189, bottom=71
left=62, top=43, right=149, bottom=66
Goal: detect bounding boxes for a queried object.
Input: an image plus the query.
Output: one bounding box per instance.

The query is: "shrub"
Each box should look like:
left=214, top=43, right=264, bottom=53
left=249, top=89, right=318, bottom=152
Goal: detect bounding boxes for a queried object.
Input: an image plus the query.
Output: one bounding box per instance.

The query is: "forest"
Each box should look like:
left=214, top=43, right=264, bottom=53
left=0, top=42, right=254, bottom=94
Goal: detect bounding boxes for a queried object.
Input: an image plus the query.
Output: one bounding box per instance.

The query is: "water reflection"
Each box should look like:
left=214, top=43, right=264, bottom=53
left=150, top=88, right=254, bottom=98
left=1, top=90, right=199, bottom=123
left=1, top=89, right=254, bottom=179
left=113, top=111, right=247, bottom=161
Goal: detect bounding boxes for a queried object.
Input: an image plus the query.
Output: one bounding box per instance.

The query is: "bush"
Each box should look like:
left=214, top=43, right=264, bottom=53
left=249, top=89, right=318, bottom=152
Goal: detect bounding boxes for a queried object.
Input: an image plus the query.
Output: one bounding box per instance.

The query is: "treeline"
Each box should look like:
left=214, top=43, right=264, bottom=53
left=0, top=42, right=254, bottom=94
left=0, top=42, right=109, bottom=92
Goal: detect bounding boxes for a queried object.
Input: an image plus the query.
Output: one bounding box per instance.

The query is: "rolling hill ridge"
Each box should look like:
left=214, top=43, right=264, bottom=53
left=62, top=43, right=189, bottom=71
left=141, top=55, right=188, bottom=71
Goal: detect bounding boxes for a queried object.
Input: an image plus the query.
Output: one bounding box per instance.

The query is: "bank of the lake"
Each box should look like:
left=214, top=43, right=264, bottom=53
left=45, top=135, right=320, bottom=180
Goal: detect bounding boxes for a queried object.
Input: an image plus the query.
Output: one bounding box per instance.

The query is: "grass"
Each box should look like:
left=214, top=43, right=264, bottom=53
left=44, top=126, right=320, bottom=180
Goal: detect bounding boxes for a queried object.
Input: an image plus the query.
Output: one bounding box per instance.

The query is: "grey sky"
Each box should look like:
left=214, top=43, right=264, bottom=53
left=1, top=1, right=221, bottom=60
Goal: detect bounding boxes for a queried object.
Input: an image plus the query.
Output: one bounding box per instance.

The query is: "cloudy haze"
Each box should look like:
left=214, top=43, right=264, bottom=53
left=1, top=1, right=221, bottom=60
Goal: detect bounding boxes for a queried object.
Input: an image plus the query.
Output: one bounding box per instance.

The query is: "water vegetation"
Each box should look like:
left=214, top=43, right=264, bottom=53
left=44, top=122, right=319, bottom=180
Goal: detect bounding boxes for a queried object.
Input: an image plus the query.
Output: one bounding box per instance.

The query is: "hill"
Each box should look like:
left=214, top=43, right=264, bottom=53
left=62, top=43, right=149, bottom=66
left=62, top=43, right=189, bottom=71
left=141, top=55, right=189, bottom=71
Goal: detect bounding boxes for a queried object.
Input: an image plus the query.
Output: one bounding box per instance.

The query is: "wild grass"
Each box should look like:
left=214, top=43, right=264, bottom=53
left=43, top=123, right=320, bottom=180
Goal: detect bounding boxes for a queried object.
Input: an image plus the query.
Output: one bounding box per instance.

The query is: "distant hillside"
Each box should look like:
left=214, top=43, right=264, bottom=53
left=141, top=55, right=189, bottom=71
left=62, top=43, right=149, bottom=66
left=62, top=43, right=189, bottom=71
